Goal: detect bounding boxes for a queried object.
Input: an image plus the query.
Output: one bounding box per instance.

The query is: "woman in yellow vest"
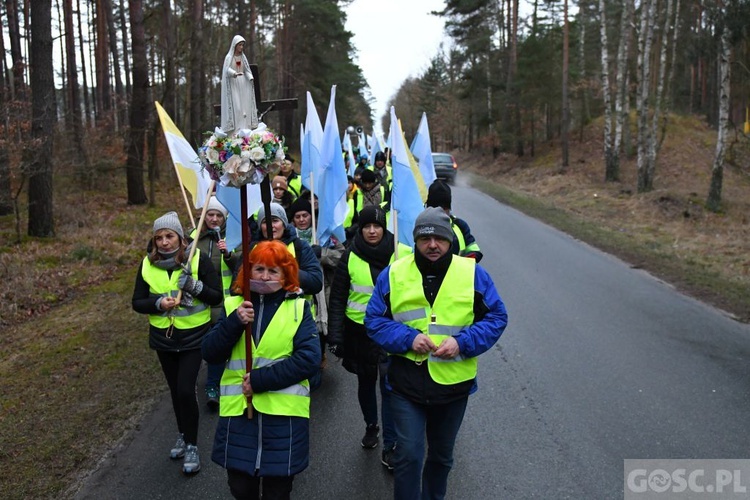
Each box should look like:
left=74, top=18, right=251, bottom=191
left=327, top=205, right=411, bottom=470
left=131, top=211, right=223, bottom=475
left=202, top=240, right=321, bottom=499
left=190, top=196, right=241, bottom=410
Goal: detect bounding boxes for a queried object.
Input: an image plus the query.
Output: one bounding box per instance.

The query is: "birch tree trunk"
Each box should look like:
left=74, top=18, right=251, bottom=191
left=614, top=0, right=633, bottom=165
left=599, top=0, right=615, bottom=181
left=636, top=0, right=657, bottom=193
left=706, top=23, right=730, bottom=212
left=650, top=0, right=675, bottom=168
left=27, top=0, right=56, bottom=237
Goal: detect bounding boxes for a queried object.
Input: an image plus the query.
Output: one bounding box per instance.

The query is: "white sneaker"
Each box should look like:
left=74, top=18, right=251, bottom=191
left=182, top=444, right=201, bottom=474
left=170, top=433, right=185, bottom=459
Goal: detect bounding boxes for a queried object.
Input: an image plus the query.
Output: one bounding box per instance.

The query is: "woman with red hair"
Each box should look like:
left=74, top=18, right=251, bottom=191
left=202, top=240, right=321, bottom=499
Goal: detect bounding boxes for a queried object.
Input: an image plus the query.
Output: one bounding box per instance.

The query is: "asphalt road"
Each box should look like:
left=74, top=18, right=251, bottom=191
left=75, top=176, right=750, bottom=499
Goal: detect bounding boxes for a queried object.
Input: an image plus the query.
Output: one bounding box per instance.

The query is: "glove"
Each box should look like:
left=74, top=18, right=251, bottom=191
left=311, top=244, right=322, bottom=259
left=178, top=264, right=204, bottom=296
left=328, top=344, right=345, bottom=359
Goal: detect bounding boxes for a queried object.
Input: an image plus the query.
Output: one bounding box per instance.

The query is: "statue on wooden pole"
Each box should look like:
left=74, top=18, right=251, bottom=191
left=221, top=35, right=259, bottom=134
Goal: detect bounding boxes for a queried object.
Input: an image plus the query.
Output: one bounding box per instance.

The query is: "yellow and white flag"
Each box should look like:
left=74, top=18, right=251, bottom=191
left=155, top=101, right=211, bottom=208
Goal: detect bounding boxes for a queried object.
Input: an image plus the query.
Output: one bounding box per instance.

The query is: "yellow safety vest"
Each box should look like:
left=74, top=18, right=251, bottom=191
left=345, top=243, right=412, bottom=324
left=388, top=254, right=477, bottom=385
left=219, top=297, right=310, bottom=418
left=140, top=251, right=209, bottom=329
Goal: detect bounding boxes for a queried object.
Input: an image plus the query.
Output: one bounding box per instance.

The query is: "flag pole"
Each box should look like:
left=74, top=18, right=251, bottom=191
left=310, top=175, right=317, bottom=245
left=171, top=158, right=197, bottom=229
left=176, top=180, right=215, bottom=304
left=241, top=183, right=255, bottom=419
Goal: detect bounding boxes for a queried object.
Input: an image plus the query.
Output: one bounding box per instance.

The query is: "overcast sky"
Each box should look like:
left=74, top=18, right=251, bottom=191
left=344, top=0, right=448, bottom=136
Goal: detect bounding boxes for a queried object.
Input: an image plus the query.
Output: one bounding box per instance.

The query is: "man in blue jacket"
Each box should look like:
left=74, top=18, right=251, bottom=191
left=365, top=207, right=508, bottom=500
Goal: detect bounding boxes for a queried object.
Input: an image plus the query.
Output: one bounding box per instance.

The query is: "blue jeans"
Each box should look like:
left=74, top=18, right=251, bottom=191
left=390, top=392, right=468, bottom=500
left=357, top=361, right=396, bottom=448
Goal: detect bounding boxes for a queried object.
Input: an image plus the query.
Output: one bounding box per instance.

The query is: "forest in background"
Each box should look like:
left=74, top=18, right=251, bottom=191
left=1, top=0, right=749, bottom=239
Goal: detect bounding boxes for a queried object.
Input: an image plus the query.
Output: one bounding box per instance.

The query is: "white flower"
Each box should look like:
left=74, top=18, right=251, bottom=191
left=249, top=147, right=266, bottom=162
left=240, top=149, right=252, bottom=160
left=206, top=148, right=219, bottom=164
left=223, top=154, right=242, bottom=175
left=214, top=127, right=227, bottom=139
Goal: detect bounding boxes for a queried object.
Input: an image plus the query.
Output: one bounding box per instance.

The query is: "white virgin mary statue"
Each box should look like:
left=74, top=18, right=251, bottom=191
left=221, top=35, right=259, bottom=134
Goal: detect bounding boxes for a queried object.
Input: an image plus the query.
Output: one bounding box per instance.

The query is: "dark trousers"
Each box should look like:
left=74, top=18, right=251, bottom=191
left=357, top=361, right=396, bottom=449
left=227, top=469, right=294, bottom=500
left=205, top=361, right=224, bottom=389
left=156, top=349, right=202, bottom=445
left=390, top=392, right=468, bottom=500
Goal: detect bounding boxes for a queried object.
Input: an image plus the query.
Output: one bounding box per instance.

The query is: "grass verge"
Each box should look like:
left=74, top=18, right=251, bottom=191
left=465, top=171, right=750, bottom=322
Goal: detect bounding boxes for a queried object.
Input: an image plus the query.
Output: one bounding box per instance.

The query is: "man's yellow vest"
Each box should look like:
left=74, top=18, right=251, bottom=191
left=388, top=254, right=477, bottom=385
left=219, top=297, right=311, bottom=418
left=140, top=251, right=209, bottom=329
left=345, top=243, right=412, bottom=324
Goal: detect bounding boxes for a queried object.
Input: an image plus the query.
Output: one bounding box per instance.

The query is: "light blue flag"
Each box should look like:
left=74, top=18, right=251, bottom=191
left=369, top=132, right=382, bottom=165
left=410, top=112, right=437, bottom=187
left=389, top=106, right=425, bottom=248
left=358, top=130, right=369, bottom=160
left=301, top=92, right=324, bottom=192
left=342, top=130, right=357, bottom=177
left=317, top=86, right=348, bottom=246
left=216, top=182, right=267, bottom=252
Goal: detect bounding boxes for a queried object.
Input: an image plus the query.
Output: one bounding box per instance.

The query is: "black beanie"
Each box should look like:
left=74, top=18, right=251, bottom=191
left=358, top=205, right=387, bottom=231
left=425, top=180, right=452, bottom=210
left=374, top=151, right=386, bottom=162
left=288, top=197, right=312, bottom=217
left=360, top=168, right=377, bottom=184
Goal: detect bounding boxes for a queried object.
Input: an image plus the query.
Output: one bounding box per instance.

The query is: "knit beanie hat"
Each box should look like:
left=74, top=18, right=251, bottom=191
left=288, top=197, right=312, bottom=217
left=374, top=151, right=386, bottom=163
left=425, top=180, right=452, bottom=210
left=206, top=196, right=228, bottom=217
left=257, top=202, right=289, bottom=225
left=272, top=176, right=288, bottom=191
left=360, top=168, right=377, bottom=184
left=358, top=205, right=387, bottom=231
left=413, top=207, right=453, bottom=243
left=153, top=211, right=184, bottom=239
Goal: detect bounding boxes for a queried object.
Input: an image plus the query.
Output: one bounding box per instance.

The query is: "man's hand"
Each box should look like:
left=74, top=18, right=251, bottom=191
left=242, top=373, right=253, bottom=397
left=411, top=333, right=437, bottom=355
left=434, top=337, right=460, bottom=359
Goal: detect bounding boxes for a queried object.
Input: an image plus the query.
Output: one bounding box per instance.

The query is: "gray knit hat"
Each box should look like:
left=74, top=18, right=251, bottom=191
left=413, top=207, right=453, bottom=243
left=153, top=211, right=184, bottom=239
left=257, top=202, right=289, bottom=225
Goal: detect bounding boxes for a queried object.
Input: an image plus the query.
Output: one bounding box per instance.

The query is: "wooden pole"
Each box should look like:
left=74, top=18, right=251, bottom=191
left=241, top=184, right=254, bottom=419
left=175, top=180, right=215, bottom=304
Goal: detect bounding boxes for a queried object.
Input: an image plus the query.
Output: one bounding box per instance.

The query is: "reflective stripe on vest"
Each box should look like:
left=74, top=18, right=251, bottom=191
left=221, top=259, right=234, bottom=297
left=141, top=251, right=210, bottom=329
left=388, top=254, right=477, bottom=385
left=219, top=297, right=310, bottom=418
left=346, top=243, right=412, bottom=324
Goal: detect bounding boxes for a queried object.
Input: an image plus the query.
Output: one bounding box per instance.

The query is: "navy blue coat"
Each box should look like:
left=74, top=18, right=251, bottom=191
left=202, top=289, right=321, bottom=476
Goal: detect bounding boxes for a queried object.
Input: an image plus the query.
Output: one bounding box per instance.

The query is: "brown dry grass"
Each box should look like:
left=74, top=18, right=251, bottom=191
left=460, top=113, right=750, bottom=320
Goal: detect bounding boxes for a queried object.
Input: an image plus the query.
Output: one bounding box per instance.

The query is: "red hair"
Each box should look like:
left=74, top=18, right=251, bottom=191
left=232, top=240, right=299, bottom=295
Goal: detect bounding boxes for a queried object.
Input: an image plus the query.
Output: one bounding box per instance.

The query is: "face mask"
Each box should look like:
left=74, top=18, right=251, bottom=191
left=249, top=280, right=283, bottom=294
